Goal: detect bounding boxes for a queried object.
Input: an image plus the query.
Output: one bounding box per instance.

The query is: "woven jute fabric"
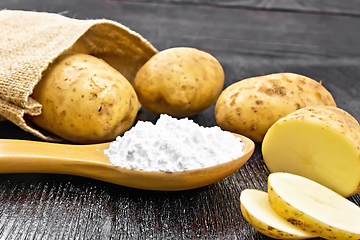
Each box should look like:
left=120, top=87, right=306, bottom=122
left=0, top=10, right=157, bottom=141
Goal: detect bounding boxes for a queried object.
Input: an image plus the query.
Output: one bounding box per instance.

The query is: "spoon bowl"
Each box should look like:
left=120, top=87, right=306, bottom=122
left=0, top=133, right=254, bottom=191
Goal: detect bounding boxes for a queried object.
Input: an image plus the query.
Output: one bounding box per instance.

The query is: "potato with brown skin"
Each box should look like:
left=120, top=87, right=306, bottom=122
left=133, top=47, right=225, bottom=118
left=30, top=53, right=139, bottom=144
left=215, top=73, right=336, bottom=142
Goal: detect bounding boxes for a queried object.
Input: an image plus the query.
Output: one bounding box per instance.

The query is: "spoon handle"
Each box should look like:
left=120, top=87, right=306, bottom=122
left=0, top=139, right=111, bottom=174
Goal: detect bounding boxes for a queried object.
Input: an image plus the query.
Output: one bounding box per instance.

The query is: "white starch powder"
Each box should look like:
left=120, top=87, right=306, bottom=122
left=104, top=114, right=244, bottom=172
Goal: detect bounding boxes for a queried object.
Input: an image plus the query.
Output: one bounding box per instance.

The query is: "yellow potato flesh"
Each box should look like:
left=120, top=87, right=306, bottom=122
left=240, top=189, right=315, bottom=239
left=262, top=119, right=360, bottom=197
left=268, top=172, right=360, bottom=239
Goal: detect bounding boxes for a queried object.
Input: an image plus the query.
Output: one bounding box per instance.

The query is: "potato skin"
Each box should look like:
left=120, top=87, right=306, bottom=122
left=215, top=73, right=336, bottom=142
left=133, top=47, right=224, bottom=118
left=30, top=53, right=139, bottom=144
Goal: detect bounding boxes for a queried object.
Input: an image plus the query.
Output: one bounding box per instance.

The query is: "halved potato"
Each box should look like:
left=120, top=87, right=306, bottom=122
left=262, top=105, right=360, bottom=197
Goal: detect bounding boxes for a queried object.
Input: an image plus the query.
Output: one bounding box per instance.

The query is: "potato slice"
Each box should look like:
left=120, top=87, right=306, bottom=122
left=268, top=172, right=360, bottom=239
left=240, top=189, right=316, bottom=239
left=262, top=105, right=360, bottom=197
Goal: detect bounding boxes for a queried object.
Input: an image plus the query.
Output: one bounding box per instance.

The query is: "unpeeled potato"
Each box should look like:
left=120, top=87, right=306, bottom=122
left=133, top=47, right=225, bottom=118
left=30, top=53, right=139, bottom=144
left=215, top=73, right=336, bottom=142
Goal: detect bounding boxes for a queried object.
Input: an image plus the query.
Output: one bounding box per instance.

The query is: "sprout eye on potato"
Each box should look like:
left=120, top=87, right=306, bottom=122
left=215, top=73, right=336, bottom=142
left=30, top=53, right=139, bottom=144
left=133, top=47, right=225, bottom=118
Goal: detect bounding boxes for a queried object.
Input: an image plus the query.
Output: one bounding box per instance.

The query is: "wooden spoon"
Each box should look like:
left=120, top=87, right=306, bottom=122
left=0, top=133, right=254, bottom=191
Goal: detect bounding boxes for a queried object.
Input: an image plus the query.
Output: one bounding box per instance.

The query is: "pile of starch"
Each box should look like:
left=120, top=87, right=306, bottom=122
left=104, top=114, right=245, bottom=172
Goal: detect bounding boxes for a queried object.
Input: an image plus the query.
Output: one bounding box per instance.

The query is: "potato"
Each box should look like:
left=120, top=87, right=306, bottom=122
left=133, top=47, right=224, bottom=118
left=240, top=189, right=315, bottom=239
left=268, top=172, right=360, bottom=239
left=30, top=53, right=139, bottom=144
left=262, top=105, right=360, bottom=197
left=215, top=73, right=336, bottom=142
left=92, top=53, right=147, bottom=86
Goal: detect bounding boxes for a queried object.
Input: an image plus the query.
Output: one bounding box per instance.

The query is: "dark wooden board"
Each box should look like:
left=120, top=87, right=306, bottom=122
left=117, top=0, right=360, bottom=16
left=0, top=1, right=360, bottom=239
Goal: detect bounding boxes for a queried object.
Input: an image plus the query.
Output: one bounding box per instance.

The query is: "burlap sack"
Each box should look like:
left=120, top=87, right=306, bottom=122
left=0, top=10, right=157, bottom=141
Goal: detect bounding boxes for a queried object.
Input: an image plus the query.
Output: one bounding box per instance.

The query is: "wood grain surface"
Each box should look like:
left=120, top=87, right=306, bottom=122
left=0, top=0, right=360, bottom=239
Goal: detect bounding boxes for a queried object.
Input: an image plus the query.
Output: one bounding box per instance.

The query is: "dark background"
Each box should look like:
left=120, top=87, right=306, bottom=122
left=0, top=0, right=360, bottom=239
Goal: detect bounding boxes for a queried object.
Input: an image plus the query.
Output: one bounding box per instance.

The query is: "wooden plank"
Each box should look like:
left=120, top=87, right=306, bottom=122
left=0, top=1, right=359, bottom=240
left=111, top=0, right=360, bottom=16
left=1, top=1, right=360, bottom=58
